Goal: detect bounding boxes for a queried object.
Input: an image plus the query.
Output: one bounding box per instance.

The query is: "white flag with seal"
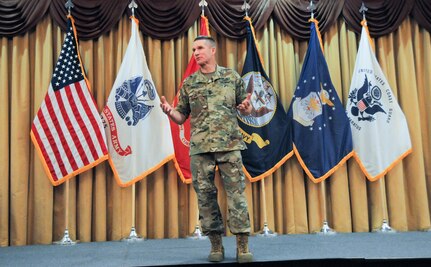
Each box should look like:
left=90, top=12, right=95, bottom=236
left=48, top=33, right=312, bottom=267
left=346, top=22, right=412, bottom=181
left=102, top=17, right=174, bottom=187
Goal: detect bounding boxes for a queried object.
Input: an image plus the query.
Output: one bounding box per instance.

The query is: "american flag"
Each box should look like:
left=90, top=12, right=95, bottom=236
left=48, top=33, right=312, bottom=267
left=31, top=16, right=108, bottom=186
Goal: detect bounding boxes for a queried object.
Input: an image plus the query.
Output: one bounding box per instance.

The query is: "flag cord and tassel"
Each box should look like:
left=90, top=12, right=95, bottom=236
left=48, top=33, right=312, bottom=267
left=256, top=180, right=277, bottom=237
left=316, top=180, right=336, bottom=235
left=53, top=180, right=77, bottom=245
left=374, top=178, right=396, bottom=233
left=122, top=184, right=144, bottom=242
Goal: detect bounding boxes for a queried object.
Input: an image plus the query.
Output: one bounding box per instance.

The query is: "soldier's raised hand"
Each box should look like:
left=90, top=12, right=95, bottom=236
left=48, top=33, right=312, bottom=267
left=237, top=93, right=252, bottom=116
left=160, top=96, right=173, bottom=116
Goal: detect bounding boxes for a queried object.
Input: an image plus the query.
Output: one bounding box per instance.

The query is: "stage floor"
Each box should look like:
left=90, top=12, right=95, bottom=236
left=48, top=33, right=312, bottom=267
left=1, top=231, right=431, bottom=266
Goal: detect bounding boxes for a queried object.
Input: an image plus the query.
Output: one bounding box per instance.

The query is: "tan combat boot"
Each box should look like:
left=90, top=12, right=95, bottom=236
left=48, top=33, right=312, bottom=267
left=208, top=233, right=224, bottom=262
left=236, top=234, right=253, bottom=263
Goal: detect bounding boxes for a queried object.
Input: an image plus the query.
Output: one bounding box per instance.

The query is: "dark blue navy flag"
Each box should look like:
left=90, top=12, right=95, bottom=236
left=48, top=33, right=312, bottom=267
left=286, top=20, right=353, bottom=183
left=238, top=18, right=293, bottom=182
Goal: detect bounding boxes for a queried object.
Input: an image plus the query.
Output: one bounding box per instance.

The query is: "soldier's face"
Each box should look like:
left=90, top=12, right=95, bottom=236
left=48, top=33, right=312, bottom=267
left=192, top=40, right=215, bottom=66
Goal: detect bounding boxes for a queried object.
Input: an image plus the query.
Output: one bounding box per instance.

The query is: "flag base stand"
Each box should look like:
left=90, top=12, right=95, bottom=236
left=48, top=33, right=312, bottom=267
left=187, top=225, right=207, bottom=240
left=373, top=219, right=396, bottom=233
left=316, top=221, right=336, bottom=235
left=256, top=222, right=277, bottom=237
left=121, top=227, right=144, bottom=242
left=53, top=229, right=77, bottom=245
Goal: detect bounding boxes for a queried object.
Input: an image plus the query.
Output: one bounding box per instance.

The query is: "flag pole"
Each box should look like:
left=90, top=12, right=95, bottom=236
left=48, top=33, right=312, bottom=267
left=188, top=183, right=206, bottom=240
left=240, top=0, right=277, bottom=237
left=304, top=0, right=336, bottom=236
left=317, top=180, right=336, bottom=235
left=356, top=2, right=395, bottom=234
left=53, top=180, right=77, bottom=245
left=53, top=0, right=78, bottom=246
left=256, top=179, right=277, bottom=237
left=122, top=183, right=144, bottom=241
left=374, top=177, right=396, bottom=233
left=188, top=206, right=207, bottom=240
left=186, top=0, right=209, bottom=241
left=120, top=1, right=144, bottom=242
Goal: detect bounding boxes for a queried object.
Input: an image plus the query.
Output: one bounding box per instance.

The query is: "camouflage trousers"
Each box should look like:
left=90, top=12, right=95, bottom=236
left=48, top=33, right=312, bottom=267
left=191, top=150, right=251, bottom=235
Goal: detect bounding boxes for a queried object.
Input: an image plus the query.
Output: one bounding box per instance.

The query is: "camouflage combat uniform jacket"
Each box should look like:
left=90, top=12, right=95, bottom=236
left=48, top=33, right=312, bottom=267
left=176, top=65, right=247, bottom=155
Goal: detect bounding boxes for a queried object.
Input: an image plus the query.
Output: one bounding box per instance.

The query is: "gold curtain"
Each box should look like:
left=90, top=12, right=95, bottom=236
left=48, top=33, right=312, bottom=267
left=0, top=14, right=430, bottom=247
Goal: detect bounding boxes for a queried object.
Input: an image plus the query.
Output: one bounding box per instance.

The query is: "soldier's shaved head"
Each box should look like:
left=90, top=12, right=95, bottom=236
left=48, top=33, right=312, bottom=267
left=194, top=35, right=216, bottom=48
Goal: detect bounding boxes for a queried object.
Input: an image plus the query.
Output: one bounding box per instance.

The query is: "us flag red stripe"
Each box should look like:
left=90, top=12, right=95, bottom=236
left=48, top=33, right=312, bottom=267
left=30, top=16, right=108, bottom=186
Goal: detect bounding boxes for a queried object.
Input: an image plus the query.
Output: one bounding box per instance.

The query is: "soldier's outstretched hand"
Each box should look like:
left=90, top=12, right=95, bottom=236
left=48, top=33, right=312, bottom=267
left=237, top=93, right=252, bottom=116
left=160, top=96, right=173, bottom=116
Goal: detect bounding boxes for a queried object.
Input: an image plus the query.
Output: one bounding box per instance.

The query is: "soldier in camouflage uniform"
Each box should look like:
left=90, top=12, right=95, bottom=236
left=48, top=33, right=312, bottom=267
left=160, top=35, right=253, bottom=263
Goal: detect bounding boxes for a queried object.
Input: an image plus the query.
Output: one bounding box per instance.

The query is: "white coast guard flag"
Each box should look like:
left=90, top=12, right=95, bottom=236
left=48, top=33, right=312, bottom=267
left=102, top=17, right=174, bottom=187
left=346, top=22, right=412, bottom=181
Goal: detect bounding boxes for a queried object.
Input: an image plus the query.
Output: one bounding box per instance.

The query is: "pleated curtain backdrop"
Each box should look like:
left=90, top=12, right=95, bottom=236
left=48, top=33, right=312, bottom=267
left=0, top=0, right=430, bottom=246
